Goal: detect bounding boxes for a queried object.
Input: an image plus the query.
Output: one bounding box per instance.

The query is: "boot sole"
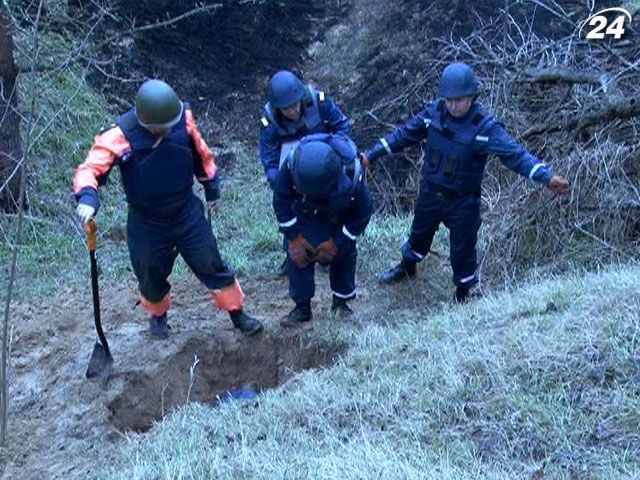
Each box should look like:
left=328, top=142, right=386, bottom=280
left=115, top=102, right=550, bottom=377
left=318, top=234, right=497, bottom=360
left=379, top=273, right=416, bottom=284
left=148, top=331, right=169, bottom=340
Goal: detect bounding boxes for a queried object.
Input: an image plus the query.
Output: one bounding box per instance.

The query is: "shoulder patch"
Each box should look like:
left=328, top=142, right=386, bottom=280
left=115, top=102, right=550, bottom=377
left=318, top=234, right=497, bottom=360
left=318, top=91, right=326, bottom=102
left=260, top=117, right=270, bottom=127
left=99, top=123, right=117, bottom=135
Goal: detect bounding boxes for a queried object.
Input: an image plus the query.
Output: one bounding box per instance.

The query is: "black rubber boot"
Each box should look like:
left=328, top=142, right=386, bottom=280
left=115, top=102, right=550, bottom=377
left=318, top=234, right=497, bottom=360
left=380, top=260, right=417, bottom=284
left=276, top=256, right=289, bottom=278
left=149, top=313, right=170, bottom=339
left=454, top=285, right=470, bottom=304
left=280, top=301, right=312, bottom=327
left=230, top=310, right=264, bottom=335
left=331, top=296, right=354, bottom=317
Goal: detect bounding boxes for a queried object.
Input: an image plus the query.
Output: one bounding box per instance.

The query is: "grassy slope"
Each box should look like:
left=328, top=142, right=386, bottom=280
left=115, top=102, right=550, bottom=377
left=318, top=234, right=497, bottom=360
left=5, top=8, right=638, bottom=478
left=99, top=265, right=640, bottom=480
left=0, top=42, right=130, bottom=296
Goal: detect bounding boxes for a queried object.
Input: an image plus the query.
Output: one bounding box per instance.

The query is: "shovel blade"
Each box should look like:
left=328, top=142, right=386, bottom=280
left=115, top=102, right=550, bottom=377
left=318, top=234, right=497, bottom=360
left=86, top=341, right=113, bottom=384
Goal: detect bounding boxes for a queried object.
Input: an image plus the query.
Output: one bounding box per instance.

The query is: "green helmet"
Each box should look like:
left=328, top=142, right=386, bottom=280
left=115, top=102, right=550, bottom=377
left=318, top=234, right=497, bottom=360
left=135, top=79, right=183, bottom=129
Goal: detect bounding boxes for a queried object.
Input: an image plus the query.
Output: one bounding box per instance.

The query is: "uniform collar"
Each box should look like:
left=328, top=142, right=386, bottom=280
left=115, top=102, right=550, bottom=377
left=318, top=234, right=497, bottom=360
left=442, top=101, right=479, bottom=124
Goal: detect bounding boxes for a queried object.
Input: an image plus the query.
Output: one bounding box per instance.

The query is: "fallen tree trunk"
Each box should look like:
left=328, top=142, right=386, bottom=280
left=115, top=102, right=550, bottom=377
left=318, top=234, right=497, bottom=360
left=521, top=98, right=640, bottom=140
left=522, top=66, right=606, bottom=85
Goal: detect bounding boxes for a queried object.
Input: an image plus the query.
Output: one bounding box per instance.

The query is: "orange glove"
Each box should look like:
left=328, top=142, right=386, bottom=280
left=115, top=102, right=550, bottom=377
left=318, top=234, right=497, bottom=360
left=315, top=239, right=338, bottom=264
left=359, top=152, right=370, bottom=170
left=547, top=175, right=569, bottom=194
left=288, top=235, right=316, bottom=269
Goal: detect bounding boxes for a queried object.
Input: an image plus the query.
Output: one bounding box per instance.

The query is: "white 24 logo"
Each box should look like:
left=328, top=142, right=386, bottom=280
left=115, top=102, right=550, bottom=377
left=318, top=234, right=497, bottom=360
left=579, top=7, right=632, bottom=40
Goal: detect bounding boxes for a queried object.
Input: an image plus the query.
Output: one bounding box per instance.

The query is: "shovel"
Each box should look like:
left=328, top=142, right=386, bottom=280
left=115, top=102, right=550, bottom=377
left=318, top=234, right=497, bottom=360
left=84, top=219, right=113, bottom=384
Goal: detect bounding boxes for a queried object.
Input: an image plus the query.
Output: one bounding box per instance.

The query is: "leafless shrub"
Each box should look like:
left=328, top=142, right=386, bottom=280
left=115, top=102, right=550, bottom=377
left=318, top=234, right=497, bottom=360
left=335, top=0, right=640, bottom=283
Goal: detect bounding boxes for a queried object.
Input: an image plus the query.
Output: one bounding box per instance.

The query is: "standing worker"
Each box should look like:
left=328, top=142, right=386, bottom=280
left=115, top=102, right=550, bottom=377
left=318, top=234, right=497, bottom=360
left=361, top=62, right=569, bottom=302
left=273, top=133, right=373, bottom=326
left=260, top=70, right=353, bottom=276
left=73, top=79, right=263, bottom=338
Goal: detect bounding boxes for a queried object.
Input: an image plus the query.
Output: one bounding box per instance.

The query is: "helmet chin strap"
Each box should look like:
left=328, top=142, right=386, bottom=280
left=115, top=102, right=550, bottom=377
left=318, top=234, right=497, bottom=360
left=151, top=132, right=167, bottom=149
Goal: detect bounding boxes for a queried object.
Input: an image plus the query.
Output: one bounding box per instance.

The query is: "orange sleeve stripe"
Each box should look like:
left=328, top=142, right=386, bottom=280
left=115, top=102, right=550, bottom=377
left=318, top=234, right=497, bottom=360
left=73, top=126, right=131, bottom=194
left=212, top=279, right=244, bottom=312
left=140, top=293, right=171, bottom=317
left=185, top=109, right=217, bottom=180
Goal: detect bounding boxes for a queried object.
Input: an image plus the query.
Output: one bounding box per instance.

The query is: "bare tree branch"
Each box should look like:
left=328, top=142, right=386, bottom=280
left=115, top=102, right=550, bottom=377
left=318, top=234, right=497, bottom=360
left=522, top=66, right=607, bottom=85
left=96, top=3, right=223, bottom=50
left=1, top=0, right=44, bottom=447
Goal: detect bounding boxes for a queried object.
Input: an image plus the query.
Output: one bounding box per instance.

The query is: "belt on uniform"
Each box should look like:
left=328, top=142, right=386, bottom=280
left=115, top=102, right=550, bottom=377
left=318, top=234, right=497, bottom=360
left=425, top=182, right=480, bottom=200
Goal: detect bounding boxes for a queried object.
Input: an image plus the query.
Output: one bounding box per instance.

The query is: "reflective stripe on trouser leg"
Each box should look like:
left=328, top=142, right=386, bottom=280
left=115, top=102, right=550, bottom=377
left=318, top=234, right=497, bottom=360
left=403, top=187, right=443, bottom=263
left=330, top=243, right=357, bottom=301
left=212, top=279, right=244, bottom=311
left=140, top=292, right=171, bottom=316
left=458, top=273, right=478, bottom=285
left=443, top=194, right=481, bottom=287
left=401, top=241, right=425, bottom=263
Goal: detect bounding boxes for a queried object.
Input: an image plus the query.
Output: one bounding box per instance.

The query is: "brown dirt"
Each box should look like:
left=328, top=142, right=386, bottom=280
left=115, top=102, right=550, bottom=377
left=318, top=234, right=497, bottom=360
left=108, top=328, right=344, bottom=433
left=0, top=251, right=453, bottom=479
left=0, top=273, right=351, bottom=479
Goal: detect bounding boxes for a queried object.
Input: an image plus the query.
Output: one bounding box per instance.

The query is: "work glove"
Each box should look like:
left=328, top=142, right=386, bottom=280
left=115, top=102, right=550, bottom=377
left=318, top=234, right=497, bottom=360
left=359, top=152, right=370, bottom=170
left=547, top=175, right=569, bottom=195
left=76, top=204, right=96, bottom=223
left=315, top=239, right=338, bottom=264
left=288, top=235, right=316, bottom=269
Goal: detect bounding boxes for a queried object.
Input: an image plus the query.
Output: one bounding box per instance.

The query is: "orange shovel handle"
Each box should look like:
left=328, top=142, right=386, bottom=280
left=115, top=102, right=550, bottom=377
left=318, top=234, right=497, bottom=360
left=85, top=219, right=97, bottom=251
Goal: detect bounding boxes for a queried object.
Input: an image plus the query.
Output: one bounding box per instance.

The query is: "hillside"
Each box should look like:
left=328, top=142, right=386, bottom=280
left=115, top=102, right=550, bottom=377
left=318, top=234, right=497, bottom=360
left=0, top=1, right=639, bottom=479
left=99, top=265, right=640, bottom=479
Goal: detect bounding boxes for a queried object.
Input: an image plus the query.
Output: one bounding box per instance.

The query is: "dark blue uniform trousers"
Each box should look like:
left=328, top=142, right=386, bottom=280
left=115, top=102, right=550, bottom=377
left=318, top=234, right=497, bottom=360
left=287, top=218, right=357, bottom=304
left=401, top=186, right=481, bottom=287
left=127, top=195, right=236, bottom=303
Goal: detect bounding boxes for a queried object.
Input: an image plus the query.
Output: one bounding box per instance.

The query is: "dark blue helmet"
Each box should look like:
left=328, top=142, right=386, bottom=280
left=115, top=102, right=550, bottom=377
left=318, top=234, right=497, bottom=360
left=268, top=70, right=306, bottom=109
left=438, top=62, right=479, bottom=99
left=290, top=141, right=342, bottom=197
left=299, top=133, right=357, bottom=166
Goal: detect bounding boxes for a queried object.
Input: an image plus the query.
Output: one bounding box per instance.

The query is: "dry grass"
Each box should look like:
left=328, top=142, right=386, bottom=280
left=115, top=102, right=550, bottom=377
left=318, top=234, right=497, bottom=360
left=2, top=3, right=638, bottom=477
left=98, top=264, right=640, bottom=480
left=309, top=0, right=640, bottom=286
